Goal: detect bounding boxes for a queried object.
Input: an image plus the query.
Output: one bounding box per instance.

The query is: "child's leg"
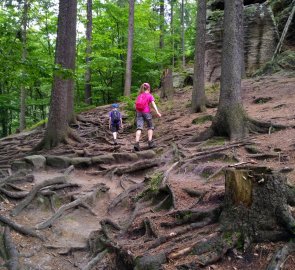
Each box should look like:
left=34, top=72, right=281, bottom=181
left=113, top=132, right=117, bottom=140
left=147, top=129, right=153, bottom=141
left=135, top=129, right=141, bottom=142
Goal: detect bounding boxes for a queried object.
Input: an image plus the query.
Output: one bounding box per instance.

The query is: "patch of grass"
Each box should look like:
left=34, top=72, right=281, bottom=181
left=205, top=83, right=220, bottom=94
left=27, top=119, right=47, bottom=131
left=205, top=137, right=226, bottom=147
left=136, top=171, right=164, bottom=201
left=176, top=210, right=192, bottom=221
left=192, top=115, right=214, bottom=125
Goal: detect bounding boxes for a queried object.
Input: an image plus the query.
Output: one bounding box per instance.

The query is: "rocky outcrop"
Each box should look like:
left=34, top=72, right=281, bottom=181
left=206, top=2, right=278, bottom=82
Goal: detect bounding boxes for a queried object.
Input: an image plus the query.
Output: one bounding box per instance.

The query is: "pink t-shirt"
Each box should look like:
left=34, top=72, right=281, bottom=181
left=140, top=93, right=154, bottom=113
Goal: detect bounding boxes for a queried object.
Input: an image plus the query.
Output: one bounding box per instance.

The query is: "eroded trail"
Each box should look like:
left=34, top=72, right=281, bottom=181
left=0, top=74, right=295, bottom=269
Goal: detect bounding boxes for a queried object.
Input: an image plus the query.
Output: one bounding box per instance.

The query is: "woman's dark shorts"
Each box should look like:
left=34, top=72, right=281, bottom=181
left=111, top=123, right=120, bottom=132
left=136, top=112, right=154, bottom=130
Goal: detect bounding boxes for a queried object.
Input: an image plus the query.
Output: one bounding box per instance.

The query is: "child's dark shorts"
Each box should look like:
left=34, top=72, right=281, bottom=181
left=136, top=112, right=154, bottom=130
left=111, top=123, right=120, bottom=132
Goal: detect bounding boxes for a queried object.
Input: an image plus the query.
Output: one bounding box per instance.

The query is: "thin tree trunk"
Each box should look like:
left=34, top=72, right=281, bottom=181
left=124, top=0, right=135, bottom=97
left=272, top=0, right=295, bottom=60
left=181, top=0, right=185, bottom=68
left=192, top=0, right=206, bottom=113
left=84, top=0, right=92, bottom=104
left=160, top=68, right=174, bottom=100
left=170, top=0, right=174, bottom=68
left=159, top=0, right=164, bottom=49
left=19, top=0, right=28, bottom=131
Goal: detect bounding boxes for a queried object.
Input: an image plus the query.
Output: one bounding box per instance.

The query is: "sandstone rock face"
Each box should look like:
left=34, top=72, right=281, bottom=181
left=206, top=2, right=278, bottom=82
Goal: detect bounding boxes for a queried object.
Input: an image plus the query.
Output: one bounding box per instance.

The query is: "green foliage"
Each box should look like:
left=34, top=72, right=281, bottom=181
left=205, top=83, right=220, bottom=94
left=0, top=0, right=197, bottom=138
left=254, top=50, right=295, bottom=76
left=27, top=119, right=47, bottom=131
left=137, top=171, right=164, bottom=201
left=192, top=115, right=214, bottom=125
left=205, top=137, right=226, bottom=147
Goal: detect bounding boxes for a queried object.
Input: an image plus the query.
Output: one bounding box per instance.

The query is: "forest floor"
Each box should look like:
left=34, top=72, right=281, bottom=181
left=0, top=71, right=295, bottom=270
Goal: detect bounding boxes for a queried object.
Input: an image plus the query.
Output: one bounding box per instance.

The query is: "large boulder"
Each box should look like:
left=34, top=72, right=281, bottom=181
left=205, top=2, right=278, bottom=82
left=24, top=155, right=46, bottom=170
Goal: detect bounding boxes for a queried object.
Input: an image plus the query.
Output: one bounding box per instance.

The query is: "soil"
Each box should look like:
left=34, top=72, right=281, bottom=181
left=0, top=72, right=295, bottom=270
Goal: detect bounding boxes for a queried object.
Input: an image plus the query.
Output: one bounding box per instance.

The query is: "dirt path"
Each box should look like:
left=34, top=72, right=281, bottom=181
left=0, top=73, right=295, bottom=269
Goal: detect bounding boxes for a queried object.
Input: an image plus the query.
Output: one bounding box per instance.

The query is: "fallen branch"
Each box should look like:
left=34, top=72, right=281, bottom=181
left=10, top=176, right=68, bottom=217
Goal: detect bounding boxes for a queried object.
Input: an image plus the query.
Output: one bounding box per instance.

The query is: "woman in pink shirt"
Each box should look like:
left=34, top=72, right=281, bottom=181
left=134, top=83, right=161, bottom=151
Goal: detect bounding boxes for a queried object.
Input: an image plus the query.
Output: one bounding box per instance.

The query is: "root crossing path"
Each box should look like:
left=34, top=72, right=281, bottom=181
left=0, top=74, right=295, bottom=269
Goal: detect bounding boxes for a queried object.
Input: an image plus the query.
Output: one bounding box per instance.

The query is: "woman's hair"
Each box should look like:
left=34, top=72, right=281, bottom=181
left=139, top=82, right=151, bottom=94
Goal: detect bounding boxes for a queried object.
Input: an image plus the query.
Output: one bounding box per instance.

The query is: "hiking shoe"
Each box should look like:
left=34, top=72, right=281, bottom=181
left=134, top=142, right=140, bottom=151
left=148, top=140, right=156, bottom=149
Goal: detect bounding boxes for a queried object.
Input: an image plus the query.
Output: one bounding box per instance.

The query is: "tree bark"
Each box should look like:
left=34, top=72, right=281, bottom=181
left=19, top=0, right=28, bottom=131
left=160, top=68, right=174, bottom=100
left=181, top=0, right=185, bottom=68
left=84, top=0, right=92, bottom=105
left=211, top=0, right=248, bottom=140
left=159, top=0, right=164, bottom=50
left=124, top=0, right=135, bottom=97
left=37, top=0, right=77, bottom=149
left=220, top=167, right=295, bottom=243
left=192, top=0, right=207, bottom=113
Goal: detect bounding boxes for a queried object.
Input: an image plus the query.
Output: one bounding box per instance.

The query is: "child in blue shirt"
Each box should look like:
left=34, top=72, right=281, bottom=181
left=109, top=104, right=123, bottom=145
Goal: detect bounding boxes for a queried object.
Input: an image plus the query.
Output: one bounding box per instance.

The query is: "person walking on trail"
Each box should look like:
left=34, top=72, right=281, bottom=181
left=134, top=82, right=161, bottom=151
left=109, top=103, right=123, bottom=145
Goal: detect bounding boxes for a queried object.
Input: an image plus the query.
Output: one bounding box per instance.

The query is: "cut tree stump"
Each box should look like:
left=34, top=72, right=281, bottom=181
left=220, top=166, right=295, bottom=243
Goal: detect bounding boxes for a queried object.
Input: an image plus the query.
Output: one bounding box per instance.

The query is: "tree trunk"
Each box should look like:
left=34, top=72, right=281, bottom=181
left=124, top=0, right=135, bottom=97
left=84, top=0, right=93, bottom=104
left=159, top=0, right=164, bottom=49
left=211, top=0, right=248, bottom=140
left=38, top=0, right=77, bottom=149
left=181, top=0, right=185, bottom=68
left=160, top=69, right=174, bottom=100
left=191, top=0, right=206, bottom=113
left=19, top=0, right=28, bottom=132
left=220, top=167, right=295, bottom=244
left=170, top=0, right=174, bottom=68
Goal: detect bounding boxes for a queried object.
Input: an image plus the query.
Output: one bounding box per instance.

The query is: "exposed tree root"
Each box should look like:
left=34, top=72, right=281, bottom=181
left=81, top=249, right=108, bottom=270
left=114, top=159, right=160, bottom=176
left=10, top=176, right=68, bottom=217
left=159, top=206, right=222, bottom=228
left=0, top=172, right=34, bottom=187
left=266, top=240, right=295, bottom=270
left=0, top=215, right=43, bottom=240
left=63, top=165, right=75, bottom=175
left=35, top=183, right=108, bottom=229
left=4, top=227, right=19, bottom=270
left=247, top=117, right=292, bottom=134
left=107, top=182, right=144, bottom=213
